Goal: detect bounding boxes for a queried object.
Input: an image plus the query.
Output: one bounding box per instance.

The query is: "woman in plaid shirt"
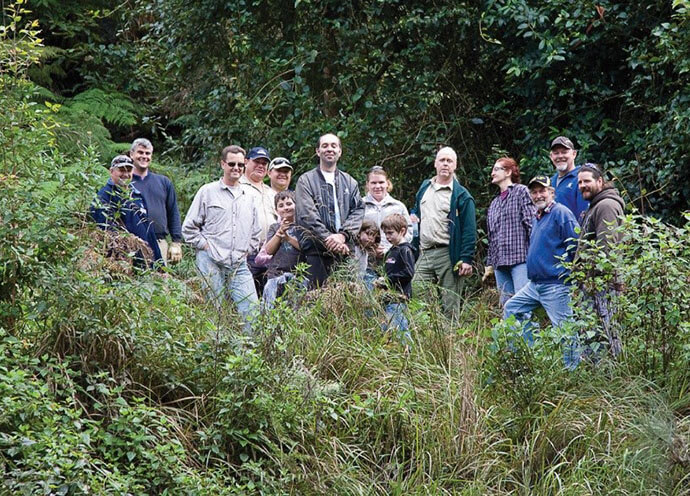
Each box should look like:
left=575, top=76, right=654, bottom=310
left=485, top=157, right=536, bottom=306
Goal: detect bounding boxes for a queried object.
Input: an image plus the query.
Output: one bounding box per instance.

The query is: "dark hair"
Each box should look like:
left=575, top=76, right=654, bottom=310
left=579, top=163, right=605, bottom=180
left=366, top=166, right=394, bottom=193
left=381, top=213, right=407, bottom=233
left=496, top=157, right=521, bottom=183
left=274, top=189, right=295, bottom=208
left=221, top=145, right=246, bottom=161
left=359, top=219, right=381, bottom=243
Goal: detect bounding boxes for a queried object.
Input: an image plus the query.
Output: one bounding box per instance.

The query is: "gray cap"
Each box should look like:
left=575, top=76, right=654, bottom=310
left=550, top=136, right=575, bottom=150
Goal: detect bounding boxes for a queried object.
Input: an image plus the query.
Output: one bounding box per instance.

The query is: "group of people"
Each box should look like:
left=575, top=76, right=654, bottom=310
left=91, top=133, right=625, bottom=364
left=485, top=136, right=625, bottom=367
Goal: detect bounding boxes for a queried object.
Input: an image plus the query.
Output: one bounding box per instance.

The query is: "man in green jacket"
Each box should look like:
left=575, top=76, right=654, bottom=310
left=412, top=146, right=477, bottom=319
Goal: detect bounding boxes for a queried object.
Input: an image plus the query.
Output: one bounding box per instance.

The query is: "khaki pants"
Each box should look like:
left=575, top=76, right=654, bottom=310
left=157, top=238, right=168, bottom=265
left=413, top=247, right=465, bottom=320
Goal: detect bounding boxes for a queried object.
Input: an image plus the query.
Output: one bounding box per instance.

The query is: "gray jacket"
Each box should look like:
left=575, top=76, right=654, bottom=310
left=295, top=167, right=364, bottom=254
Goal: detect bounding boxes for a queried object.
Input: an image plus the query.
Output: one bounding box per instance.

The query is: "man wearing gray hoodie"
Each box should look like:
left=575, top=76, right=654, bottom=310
left=576, top=163, right=625, bottom=357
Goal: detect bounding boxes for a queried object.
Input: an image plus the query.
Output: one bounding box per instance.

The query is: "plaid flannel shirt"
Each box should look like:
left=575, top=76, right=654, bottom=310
left=486, top=184, right=536, bottom=267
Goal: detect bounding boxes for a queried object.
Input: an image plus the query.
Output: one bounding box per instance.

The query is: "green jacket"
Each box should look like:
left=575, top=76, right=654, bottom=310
left=412, top=178, right=477, bottom=267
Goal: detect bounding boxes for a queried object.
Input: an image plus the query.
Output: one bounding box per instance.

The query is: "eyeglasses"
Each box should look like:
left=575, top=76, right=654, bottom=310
left=492, top=165, right=506, bottom=172
left=224, top=161, right=244, bottom=169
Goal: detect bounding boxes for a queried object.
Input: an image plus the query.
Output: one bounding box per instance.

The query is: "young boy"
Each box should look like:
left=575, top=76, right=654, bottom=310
left=260, top=190, right=301, bottom=309
left=377, top=213, right=415, bottom=346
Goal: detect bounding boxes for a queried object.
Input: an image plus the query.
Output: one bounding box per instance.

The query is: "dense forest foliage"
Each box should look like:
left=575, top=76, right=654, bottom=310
left=23, top=0, right=690, bottom=216
left=1, top=1, right=689, bottom=494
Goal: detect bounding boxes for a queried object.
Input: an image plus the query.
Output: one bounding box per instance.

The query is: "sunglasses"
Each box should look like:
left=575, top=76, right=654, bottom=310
left=112, top=157, right=133, bottom=166
left=225, top=161, right=244, bottom=169
left=582, top=162, right=602, bottom=172
left=271, top=158, right=291, bottom=167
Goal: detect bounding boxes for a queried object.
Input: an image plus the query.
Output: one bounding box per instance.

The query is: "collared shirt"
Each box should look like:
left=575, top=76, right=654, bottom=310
left=239, top=175, right=277, bottom=243
left=419, top=179, right=452, bottom=249
left=182, top=179, right=261, bottom=267
left=486, top=183, right=536, bottom=267
left=551, top=166, right=589, bottom=222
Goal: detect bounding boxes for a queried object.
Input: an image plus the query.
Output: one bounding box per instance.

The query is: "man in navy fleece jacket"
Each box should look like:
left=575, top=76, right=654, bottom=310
left=504, top=175, right=579, bottom=330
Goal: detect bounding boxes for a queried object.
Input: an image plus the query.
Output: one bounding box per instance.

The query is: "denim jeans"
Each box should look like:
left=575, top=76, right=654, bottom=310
left=196, top=250, right=258, bottom=329
left=382, top=303, right=411, bottom=346
left=504, top=281, right=579, bottom=369
left=494, top=263, right=529, bottom=307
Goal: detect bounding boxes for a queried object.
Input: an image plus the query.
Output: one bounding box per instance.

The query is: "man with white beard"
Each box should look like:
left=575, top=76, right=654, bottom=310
left=549, top=136, right=589, bottom=222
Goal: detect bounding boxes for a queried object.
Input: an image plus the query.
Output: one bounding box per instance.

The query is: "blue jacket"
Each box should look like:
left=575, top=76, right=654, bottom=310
left=551, top=166, right=589, bottom=222
left=90, top=180, right=163, bottom=264
left=131, top=171, right=182, bottom=242
left=412, top=178, right=476, bottom=266
left=526, top=202, right=578, bottom=284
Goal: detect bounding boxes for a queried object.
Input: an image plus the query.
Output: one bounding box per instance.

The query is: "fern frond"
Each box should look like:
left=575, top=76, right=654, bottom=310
left=67, top=88, right=138, bottom=127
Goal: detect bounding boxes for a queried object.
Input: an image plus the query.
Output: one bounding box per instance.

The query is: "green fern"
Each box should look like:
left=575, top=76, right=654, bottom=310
left=66, top=88, right=138, bottom=127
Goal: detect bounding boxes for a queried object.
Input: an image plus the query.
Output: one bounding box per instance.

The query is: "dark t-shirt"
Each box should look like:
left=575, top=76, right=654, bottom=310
left=266, top=222, right=300, bottom=279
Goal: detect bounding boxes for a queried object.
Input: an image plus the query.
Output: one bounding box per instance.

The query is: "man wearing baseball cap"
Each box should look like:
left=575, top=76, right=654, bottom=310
left=240, top=146, right=278, bottom=294
left=549, top=136, right=589, bottom=222
left=90, top=154, right=163, bottom=265
left=504, top=174, right=580, bottom=368
left=268, top=157, right=293, bottom=193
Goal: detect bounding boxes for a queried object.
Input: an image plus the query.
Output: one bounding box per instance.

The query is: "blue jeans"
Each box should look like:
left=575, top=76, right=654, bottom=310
left=383, top=303, right=411, bottom=346
left=504, top=281, right=579, bottom=369
left=196, top=251, right=258, bottom=330
left=494, top=263, right=529, bottom=307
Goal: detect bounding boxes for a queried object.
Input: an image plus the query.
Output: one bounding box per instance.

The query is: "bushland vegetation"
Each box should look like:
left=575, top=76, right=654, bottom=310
left=1, top=2, right=689, bottom=494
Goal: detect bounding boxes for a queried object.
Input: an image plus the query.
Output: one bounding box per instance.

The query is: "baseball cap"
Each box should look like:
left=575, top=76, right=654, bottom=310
left=247, top=146, right=271, bottom=161
left=550, top=136, right=575, bottom=150
left=528, top=174, right=551, bottom=188
left=109, top=155, right=134, bottom=169
left=268, top=157, right=292, bottom=171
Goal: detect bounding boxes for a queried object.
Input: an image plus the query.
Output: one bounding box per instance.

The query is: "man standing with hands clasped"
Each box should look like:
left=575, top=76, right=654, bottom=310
left=130, top=138, right=183, bottom=265
left=412, top=146, right=477, bottom=320
left=295, top=133, right=364, bottom=288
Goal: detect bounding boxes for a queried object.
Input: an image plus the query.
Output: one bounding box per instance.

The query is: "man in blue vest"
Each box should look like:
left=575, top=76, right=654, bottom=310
left=549, top=136, right=589, bottom=222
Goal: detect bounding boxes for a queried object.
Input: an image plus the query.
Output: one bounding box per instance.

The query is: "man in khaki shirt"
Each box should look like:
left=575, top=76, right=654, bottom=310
left=240, top=146, right=278, bottom=294
left=412, top=147, right=477, bottom=319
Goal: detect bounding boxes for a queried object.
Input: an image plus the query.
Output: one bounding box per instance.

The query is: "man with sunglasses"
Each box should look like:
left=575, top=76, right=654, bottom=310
left=182, top=145, right=261, bottom=328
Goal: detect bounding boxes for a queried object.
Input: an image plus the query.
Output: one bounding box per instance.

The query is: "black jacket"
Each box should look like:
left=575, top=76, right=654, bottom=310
left=295, top=167, right=364, bottom=255
left=384, top=242, right=416, bottom=299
